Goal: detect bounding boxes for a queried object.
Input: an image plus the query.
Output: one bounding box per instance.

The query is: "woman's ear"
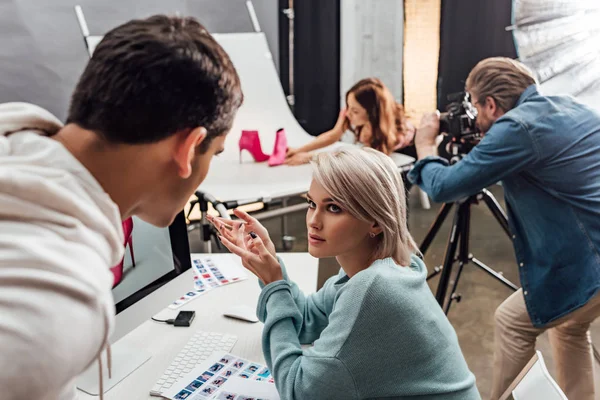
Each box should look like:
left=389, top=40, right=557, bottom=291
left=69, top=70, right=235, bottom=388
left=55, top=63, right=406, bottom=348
left=370, top=221, right=383, bottom=236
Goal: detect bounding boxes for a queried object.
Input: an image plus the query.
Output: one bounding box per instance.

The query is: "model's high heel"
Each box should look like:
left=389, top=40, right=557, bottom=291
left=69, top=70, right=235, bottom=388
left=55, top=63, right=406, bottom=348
left=127, top=235, right=135, bottom=266
left=239, top=130, right=270, bottom=162
left=123, top=217, right=135, bottom=267
left=268, top=128, right=288, bottom=167
left=110, top=217, right=135, bottom=288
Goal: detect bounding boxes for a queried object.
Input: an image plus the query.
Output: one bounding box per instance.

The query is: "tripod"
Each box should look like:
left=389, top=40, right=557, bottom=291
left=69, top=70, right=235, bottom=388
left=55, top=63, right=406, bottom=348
left=422, top=188, right=600, bottom=363
left=420, top=188, right=519, bottom=314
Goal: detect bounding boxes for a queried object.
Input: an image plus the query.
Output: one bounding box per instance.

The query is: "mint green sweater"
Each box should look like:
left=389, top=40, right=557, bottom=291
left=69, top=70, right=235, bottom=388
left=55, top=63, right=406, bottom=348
left=257, top=255, right=481, bottom=400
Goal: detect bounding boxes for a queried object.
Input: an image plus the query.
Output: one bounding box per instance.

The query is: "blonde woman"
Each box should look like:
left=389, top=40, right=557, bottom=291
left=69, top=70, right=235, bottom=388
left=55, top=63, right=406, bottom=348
left=208, top=147, right=479, bottom=400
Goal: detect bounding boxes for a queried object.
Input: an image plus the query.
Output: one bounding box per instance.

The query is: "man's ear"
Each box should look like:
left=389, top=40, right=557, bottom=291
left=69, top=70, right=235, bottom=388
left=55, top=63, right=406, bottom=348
left=485, top=96, right=496, bottom=113
left=486, top=96, right=504, bottom=118
left=174, top=127, right=207, bottom=179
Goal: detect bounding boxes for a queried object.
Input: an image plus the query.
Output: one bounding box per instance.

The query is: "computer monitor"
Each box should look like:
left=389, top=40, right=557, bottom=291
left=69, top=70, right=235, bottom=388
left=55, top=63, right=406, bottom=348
left=113, top=211, right=191, bottom=314
left=77, top=211, right=192, bottom=396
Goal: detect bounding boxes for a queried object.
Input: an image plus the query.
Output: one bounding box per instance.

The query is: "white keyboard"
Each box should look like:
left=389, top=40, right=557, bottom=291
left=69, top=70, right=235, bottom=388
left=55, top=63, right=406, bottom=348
left=150, top=330, right=238, bottom=397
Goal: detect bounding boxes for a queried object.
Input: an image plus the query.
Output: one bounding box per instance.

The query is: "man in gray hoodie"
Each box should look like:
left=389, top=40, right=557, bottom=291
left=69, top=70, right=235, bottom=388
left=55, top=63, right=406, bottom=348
left=0, top=15, right=242, bottom=400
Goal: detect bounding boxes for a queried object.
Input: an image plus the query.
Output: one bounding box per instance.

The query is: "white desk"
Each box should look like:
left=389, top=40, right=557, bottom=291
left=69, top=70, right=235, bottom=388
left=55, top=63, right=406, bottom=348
left=78, top=253, right=318, bottom=400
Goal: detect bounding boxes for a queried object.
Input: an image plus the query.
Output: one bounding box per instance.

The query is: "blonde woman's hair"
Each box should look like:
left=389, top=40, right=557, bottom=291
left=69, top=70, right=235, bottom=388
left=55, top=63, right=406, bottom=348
left=466, top=57, right=537, bottom=112
left=310, top=147, right=418, bottom=266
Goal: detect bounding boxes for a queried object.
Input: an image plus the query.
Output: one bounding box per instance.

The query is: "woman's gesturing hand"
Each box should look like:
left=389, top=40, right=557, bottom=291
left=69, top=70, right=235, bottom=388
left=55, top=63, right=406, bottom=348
left=208, top=209, right=276, bottom=257
left=207, top=210, right=282, bottom=284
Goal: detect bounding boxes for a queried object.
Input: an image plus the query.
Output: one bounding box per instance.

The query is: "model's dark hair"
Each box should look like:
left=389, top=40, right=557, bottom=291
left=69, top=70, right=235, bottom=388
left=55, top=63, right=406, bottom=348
left=67, top=15, right=243, bottom=152
left=345, top=78, right=406, bottom=155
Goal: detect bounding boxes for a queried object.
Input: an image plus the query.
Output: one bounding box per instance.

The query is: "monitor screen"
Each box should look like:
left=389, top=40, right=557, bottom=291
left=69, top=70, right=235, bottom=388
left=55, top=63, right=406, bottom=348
left=113, top=211, right=191, bottom=313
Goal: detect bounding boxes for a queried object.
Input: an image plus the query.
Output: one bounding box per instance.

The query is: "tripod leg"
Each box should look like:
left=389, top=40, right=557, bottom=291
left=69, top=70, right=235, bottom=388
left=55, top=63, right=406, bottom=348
left=480, top=189, right=511, bottom=237
left=420, top=202, right=454, bottom=254
left=444, top=261, right=465, bottom=314
left=459, top=199, right=471, bottom=263
left=470, top=257, right=519, bottom=291
left=435, top=205, right=463, bottom=306
left=444, top=202, right=471, bottom=314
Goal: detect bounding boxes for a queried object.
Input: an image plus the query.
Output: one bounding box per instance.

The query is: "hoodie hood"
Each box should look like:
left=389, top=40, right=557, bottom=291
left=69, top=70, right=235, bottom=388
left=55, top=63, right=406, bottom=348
left=0, top=102, right=123, bottom=268
left=0, top=102, right=63, bottom=136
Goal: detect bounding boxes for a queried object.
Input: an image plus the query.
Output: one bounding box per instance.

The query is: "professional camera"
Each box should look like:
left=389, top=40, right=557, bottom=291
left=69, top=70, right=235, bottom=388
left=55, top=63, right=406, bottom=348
left=439, top=91, right=482, bottom=159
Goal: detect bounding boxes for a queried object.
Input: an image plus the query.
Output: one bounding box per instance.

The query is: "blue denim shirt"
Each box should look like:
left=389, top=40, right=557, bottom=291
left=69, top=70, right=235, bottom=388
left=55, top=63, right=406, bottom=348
left=408, top=85, right=600, bottom=327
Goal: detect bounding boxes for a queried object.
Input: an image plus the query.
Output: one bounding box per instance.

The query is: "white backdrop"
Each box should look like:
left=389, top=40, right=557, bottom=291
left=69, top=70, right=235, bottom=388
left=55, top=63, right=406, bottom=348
left=200, top=33, right=414, bottom=202
left=340, top=0, right=404, bottom=106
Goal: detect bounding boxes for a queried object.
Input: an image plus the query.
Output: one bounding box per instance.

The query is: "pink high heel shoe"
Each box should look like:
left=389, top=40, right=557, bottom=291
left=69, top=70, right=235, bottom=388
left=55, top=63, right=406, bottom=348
left=239, top=130, right=270, bottom=162
left=110, top=218, right=136, bottom=288
left=268, top=128, right=288, bottom=167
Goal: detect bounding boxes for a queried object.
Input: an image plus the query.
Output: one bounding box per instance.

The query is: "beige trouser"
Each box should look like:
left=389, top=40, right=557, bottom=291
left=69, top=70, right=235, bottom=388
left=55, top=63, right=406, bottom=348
left=490, top=289, right=600, bottom=400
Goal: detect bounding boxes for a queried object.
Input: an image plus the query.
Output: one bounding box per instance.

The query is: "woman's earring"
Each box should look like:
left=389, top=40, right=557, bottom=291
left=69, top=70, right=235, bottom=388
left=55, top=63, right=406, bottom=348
left=369, top=232, right=376, bottom=238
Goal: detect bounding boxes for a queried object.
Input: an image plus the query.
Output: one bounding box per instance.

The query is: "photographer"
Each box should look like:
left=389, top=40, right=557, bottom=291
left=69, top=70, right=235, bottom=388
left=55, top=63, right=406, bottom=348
left=408, top=57, right=600, bottom=400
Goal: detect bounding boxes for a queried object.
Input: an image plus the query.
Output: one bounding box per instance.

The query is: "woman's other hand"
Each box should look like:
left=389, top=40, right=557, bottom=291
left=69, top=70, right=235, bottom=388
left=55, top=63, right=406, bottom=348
left=284, top=152, right=312, bottom=166
left=286, top=147, right=298, bottom=158
left=393, top=120, right=417, bottom=151
left=333, top=108, right=348, bottom=134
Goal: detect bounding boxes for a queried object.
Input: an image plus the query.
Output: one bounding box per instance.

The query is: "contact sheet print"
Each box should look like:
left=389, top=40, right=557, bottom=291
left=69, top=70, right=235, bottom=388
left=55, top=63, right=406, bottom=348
left=169, top=254, right=248, bottom=309
left=164, top=351, right=279, bottom=400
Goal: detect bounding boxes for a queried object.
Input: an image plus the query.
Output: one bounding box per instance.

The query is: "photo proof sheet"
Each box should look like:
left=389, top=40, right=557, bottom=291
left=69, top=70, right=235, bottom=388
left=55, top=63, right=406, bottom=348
left=163, top=351, right=279, bottom=400
left=169, top=254, right=248, bottom=309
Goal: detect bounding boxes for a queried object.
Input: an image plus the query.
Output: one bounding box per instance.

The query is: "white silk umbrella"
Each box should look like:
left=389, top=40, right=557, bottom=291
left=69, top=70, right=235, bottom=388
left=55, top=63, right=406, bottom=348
left=511, top=0, right=600, bottom=110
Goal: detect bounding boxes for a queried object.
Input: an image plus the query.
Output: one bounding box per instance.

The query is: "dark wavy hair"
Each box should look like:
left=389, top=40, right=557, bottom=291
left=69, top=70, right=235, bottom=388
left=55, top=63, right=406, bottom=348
left=345, top=78, right=405, bottom=155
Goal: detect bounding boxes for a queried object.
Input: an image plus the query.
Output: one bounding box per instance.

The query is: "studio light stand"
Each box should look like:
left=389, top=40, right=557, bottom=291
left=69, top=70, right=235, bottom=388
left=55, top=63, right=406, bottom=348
left=421, top=188, right=519, bottom=314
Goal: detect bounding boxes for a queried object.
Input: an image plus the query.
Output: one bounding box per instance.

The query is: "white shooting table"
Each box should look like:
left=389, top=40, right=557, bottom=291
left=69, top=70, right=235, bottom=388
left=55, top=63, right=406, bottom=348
left=199, top=32, right=415, bottom=204
left=77, top=253, right=318, bottom=400
left=81, top=28, right=415, bottom=206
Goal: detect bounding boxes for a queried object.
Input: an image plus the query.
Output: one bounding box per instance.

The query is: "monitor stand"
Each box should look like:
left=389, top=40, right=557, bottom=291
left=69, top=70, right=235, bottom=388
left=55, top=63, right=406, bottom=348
left=76, top=340, right=152, bottom=396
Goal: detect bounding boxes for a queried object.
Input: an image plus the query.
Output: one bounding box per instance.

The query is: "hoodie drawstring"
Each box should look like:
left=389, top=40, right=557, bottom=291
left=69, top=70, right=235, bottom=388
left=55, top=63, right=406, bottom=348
left=107, top=343, right=112, bottom=379
left=97, top=354, right=104, bottom=400
left=97, top=343, right=112, bottom=400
